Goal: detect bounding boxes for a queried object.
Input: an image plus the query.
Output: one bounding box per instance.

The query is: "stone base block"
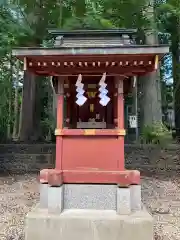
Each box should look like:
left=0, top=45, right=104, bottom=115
left=64, top=184, right=117, bottom=210
left=130, top=185, right=141, bottom=211
left=39, top=184, right=142, bottom=213
left=25, top=206, right=153, bottom=240
left=39, top=183, right=48, bottom=208
left=48, top=185, right=63, bottom=213
left=117, top=187, right=131, bottom=215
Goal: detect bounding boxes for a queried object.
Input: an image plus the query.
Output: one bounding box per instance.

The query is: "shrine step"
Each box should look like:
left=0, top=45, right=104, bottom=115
left=25, top=206, right=153, bottom=240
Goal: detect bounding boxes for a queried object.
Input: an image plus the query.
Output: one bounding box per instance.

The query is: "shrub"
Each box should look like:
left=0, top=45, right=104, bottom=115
left=141, top=122, right=172, bottom=145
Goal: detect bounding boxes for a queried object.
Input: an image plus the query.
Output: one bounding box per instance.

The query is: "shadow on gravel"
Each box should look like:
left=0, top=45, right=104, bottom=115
left=141, top=170, right=180, bottom=181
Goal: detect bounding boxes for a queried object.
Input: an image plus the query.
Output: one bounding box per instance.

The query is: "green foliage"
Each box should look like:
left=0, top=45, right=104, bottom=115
left=40, top=117, right=55, bottom=141
left=0, top=0, right=172, bottom=142
left=157, top=1, right=180, bottom=137
left=102, top=0, right=150, bottom=30
left=141, top=122, right=172, bottom=145
left=41, top=39, right=55, bottom=48
left=63, top=15, right=115, bottom=30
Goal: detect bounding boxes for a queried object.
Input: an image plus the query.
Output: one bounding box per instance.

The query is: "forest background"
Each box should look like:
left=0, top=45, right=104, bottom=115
left=0, top=0, right=178, bottom=143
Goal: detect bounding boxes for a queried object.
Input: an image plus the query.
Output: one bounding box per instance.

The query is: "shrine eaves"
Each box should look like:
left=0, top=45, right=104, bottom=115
left=12, top=29, right=169, bottom=77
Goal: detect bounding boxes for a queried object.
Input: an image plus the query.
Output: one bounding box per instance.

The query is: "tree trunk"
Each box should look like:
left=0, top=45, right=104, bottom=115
left=75, top=0, right=86, bottom=17
left=19, top=70, right=36, bottom=142
left=139, top=70, right=162, bottom=126
left=17, top=2, right=55, bottom=142
left=139, top=0, right=162, bottom=127
left=12, top=60, right=20, bottom=141
left=7, top=56, right=13, bottom=140
left=31, top=77, right=42, bottom=141
left=171, top=17, right=180, bottom=139
left=18, top=96, right=23, bottom=140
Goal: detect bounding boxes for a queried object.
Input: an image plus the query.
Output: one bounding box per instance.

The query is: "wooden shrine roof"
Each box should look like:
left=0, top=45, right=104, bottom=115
left=48, top=29, right=138, bottom=36
left=12, top=28, right=169, bottom=76
left=12, top=44, right=169, bottom=77
left=12, top=44, right=168, bottom=56
left=49, top=29, right=137, bottom=47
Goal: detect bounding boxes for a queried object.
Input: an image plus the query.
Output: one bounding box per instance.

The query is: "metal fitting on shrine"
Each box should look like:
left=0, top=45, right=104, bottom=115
left=54, top=128, right=63, bottom=136
left=117, top=129, right=126, bottom=136
left=84, top=129, right=96, bottom=135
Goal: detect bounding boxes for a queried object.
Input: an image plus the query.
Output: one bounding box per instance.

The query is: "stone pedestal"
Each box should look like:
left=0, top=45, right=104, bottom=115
left=25, top=183, right=153, bottom=240
left=39, top=183, right=142, bottom=212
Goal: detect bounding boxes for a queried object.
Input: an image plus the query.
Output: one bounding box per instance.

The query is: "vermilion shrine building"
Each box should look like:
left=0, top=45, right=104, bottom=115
left=12, top=29, right=169, bottom=240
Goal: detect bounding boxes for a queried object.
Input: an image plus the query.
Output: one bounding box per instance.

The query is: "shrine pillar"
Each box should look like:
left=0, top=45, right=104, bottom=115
left=116, top=77, right=125, bottom=170
left=55, top=77, right=64, bottom=170
left=39, top=77, right=64, bottom=213
left=115, top=77, right=142, bottom=214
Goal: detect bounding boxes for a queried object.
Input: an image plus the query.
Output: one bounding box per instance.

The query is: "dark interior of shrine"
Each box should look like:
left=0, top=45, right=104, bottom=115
left=62, top=75, right=132, bottom=129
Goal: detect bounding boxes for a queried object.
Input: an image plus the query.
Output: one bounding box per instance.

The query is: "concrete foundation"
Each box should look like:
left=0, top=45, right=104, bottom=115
left=25, top=206, right=153, bottom=240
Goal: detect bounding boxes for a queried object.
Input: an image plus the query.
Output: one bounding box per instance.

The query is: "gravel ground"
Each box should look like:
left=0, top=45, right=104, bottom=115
left=0, top=173, right=180, bottom=239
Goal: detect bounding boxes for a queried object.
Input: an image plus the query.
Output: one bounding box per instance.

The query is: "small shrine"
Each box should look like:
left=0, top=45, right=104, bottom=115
left=12, top=29, right=168, bottom=240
